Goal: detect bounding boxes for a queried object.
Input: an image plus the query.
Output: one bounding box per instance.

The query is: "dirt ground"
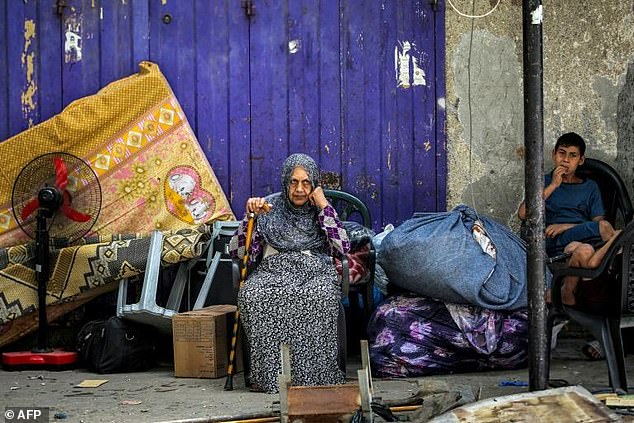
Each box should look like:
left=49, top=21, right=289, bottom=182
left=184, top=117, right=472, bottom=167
left=1, top=338, right=632, bottom=423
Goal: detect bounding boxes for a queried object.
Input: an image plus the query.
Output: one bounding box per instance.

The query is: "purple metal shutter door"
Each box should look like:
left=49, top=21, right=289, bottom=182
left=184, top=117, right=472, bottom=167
left=0, top=0, right=445, bottom=230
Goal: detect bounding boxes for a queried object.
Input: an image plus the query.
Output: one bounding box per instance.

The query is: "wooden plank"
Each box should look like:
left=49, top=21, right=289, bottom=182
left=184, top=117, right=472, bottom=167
left=605, top=396, right=634, bottom=407
left=280, top=343, right=291, bottom=376
left=445, top=386, right=620, bottom=422
left=360, top=0, right=386, bottom=229
left=340, top=0, right=365, bottom=208
left=358, top=367, right=372, bottom=418
left=362, top=0, right=384, bottom=229
left=287, top=384, right=360, bottom=418
left=279, top=373, right=291, bottom=423
left=360, top=339, right=372, bottom=393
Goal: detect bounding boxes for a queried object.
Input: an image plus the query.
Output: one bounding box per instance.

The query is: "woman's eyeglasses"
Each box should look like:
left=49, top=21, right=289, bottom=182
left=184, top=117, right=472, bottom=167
left=289, top=179, right=312, bottom=189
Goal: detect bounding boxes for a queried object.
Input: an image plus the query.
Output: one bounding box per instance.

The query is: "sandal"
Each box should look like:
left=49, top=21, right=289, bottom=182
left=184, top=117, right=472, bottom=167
left=581, top=340, right=605, bottom=361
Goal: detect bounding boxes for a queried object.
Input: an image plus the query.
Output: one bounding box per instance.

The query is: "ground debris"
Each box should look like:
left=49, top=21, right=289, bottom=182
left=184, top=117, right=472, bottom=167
left=427, top=386, right=621, bottom=423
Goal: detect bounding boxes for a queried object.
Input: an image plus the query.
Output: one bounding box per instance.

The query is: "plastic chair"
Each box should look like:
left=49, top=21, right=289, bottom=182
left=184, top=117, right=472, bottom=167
left=545, top=158, right=634, bottom=393
left=547, top=221, right=634, bottom=393
left=576, top=158, right=634, bottom=227
left=117, top=221, right=239, bottom=333
left=324, top=189, right=377, bottom=338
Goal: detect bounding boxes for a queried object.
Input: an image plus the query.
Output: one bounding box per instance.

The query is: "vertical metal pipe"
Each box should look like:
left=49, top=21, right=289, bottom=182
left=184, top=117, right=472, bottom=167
left=35, top=212, right=51, bottom=353
left=522, top=0, right=548, bottom=391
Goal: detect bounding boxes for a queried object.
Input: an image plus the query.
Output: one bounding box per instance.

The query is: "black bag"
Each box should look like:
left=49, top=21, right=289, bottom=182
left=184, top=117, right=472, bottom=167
left=76, top=316, right=157, bottom=373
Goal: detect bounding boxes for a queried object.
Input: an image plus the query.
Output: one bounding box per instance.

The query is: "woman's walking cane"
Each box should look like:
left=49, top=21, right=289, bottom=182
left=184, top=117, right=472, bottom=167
left=224, top=212, right=256, bottom=391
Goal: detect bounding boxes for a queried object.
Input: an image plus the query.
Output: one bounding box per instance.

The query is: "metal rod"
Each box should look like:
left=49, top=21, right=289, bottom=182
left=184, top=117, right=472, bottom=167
left=522, top=0, right=548, bottom=391
left=155, top=413, right=278, bottom=423
left=34, top=211, right=51, bottom=353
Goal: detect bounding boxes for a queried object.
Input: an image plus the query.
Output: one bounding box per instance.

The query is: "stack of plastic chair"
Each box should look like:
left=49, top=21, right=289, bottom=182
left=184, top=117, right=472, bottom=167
left=117, top=221, right=239, bottom=333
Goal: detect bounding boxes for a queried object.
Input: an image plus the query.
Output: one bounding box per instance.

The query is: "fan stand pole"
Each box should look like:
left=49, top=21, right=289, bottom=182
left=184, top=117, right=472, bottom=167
left=34, top=211, right=52, bottom=353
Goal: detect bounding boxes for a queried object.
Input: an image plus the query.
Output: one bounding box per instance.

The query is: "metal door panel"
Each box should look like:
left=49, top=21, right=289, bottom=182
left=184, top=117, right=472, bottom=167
left=99, top=1, right=136, bottom=86
left=5, top=1, right=40, bottom=138
left=192, top=1, right=251, bottom=212
left=62, top=1, right=102, bottom=108
left=0, top=0, right=445, bottom=230
left=340, top=0, right=386, bottom=227
left=248, top=0, right=290, bottom=197
left=148, top=1, right=197, bottom=125
left=315, top=1, right=344, bottom=191
left=0, top=1, right=7, bottom=142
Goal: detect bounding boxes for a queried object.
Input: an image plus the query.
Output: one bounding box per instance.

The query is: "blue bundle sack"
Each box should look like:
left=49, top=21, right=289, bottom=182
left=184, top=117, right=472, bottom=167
left=379, top=205, right=544, bottom=310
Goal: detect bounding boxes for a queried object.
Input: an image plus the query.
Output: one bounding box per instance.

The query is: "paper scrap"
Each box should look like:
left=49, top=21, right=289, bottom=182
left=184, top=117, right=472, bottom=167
left=76, top=379, right=109, bottom=388
left=120, top=400, right=143, bottom=405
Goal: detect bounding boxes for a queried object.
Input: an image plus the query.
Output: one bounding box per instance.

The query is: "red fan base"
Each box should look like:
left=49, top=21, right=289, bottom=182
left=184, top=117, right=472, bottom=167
left=2, top=350, right=78, bottom=368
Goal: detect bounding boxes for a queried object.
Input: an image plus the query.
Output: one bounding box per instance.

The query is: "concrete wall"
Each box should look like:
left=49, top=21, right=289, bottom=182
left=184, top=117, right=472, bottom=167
left=445, top=0, right=634, bottom=229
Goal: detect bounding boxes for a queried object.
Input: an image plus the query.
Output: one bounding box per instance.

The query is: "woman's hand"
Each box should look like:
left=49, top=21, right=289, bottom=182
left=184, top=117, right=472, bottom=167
left=246, top=197, right=272, bottom=215
left=309, top=187, right=329, bottom=210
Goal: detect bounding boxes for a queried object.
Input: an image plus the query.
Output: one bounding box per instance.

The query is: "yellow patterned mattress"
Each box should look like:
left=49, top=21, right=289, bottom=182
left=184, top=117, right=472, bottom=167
left=0, top=62, right=235, bottom=347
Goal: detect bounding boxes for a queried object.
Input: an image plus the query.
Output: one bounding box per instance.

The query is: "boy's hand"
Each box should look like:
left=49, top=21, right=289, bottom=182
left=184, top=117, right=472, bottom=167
left=309, top=186, right=329, bottom=210
left=550, top=166, right=567, bottom=188
left=545, top=223, right=575, bottom=238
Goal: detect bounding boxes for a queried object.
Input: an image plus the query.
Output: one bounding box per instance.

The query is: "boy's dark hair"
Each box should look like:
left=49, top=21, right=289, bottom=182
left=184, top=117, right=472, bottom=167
left=554, top=132, right=586, bottom=156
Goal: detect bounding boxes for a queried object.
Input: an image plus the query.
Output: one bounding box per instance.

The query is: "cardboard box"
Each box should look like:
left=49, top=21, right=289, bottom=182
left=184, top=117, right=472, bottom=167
left=172, top=304, right=242, bottom=378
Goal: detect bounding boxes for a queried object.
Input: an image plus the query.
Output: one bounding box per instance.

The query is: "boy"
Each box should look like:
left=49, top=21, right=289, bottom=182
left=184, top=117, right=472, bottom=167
left=518, top=132, right=616, bottom=305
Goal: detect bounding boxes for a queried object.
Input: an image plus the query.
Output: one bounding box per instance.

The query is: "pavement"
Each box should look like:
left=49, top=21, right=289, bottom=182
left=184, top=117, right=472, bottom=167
left=1, top=337, right=633, bottom=423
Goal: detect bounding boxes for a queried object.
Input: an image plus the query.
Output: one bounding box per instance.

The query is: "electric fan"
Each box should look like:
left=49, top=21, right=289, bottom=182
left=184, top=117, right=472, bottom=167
left=2, top=152, right=101, bottom=368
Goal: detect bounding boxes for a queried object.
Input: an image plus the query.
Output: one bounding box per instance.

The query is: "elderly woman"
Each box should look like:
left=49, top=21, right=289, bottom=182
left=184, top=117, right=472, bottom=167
left=229, top=153, right=350, bottom=393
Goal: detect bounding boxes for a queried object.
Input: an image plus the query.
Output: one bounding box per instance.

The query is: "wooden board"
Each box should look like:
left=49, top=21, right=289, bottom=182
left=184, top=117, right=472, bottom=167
left=429, top=386, right=622, bottom=423
left=287, top=384, right=361, bottom=422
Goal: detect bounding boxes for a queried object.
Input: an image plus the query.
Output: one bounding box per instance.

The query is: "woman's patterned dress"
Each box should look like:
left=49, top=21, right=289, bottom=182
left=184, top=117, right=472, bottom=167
left=230, top=205, right=349, bottom=393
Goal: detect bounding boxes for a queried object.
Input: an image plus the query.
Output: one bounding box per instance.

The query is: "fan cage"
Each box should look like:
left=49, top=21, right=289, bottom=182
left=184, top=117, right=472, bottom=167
left=11, top=152, right=102, bottom=244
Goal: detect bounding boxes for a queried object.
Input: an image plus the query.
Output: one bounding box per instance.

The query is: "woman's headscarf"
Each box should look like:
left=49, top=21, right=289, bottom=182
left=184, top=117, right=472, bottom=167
left=256, top=153, right=327, bottom=252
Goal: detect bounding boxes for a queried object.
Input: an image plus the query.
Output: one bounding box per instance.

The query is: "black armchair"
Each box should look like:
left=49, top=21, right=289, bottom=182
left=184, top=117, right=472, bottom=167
left=576, top=158, right=633, bottom=227
left=545, top=158, right=634, bottom=393
left=323, top=189, right=377, bottom=337
left=547, top=221, right=634, bottom=393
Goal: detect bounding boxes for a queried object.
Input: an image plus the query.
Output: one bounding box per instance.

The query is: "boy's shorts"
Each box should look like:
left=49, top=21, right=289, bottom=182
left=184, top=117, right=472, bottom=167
left=546, top=221, right=602, bottom=257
